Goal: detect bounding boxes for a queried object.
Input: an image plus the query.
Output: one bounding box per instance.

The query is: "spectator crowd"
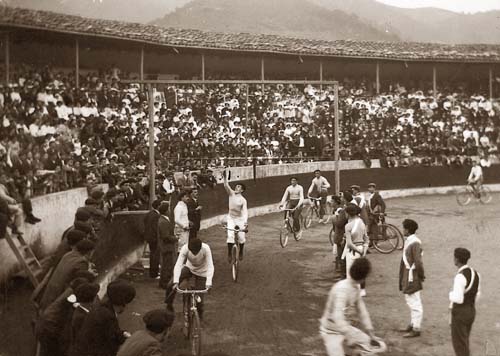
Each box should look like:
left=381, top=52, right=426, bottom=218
left=0, top=63, right=498, bottom=202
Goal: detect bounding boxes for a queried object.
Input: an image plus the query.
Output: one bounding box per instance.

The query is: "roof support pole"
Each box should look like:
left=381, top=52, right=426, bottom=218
left=140, top=46, right=144, bottom=81
left=433, top=65, right=437, bottom=99
left=75, top=38, right=80, bottom=90
left=261, top=56, right=265, bottom=93
left=375, top=61, right=380, bottom=94
left=148, top=84, right=155, bottom=209
left=4, top=33, right=9, bottom=85
left=319, top=60, right=323, bottom=91
left=245, top=84, right=249, bottom=158
left=201, top=53, right=205, bottom=90
left=489, top=66, right=493, bottom=100
left=333, top=81, right=340, bottom=195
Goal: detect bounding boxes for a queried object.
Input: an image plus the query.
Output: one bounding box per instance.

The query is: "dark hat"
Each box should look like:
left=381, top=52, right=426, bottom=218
left=402, top=219, right=419, bottom=233
left=90, top=189, right=105, bottom=200
left=75, top=239, right=95, bottom=254
left=74, top=221, right=93, bottom=234
left=85, top=198, right=99, bottom=206
left=106, top=280, right=136, bottom=306
left=66, top=229, right=87, bottom=246
left=75, top=208, right=91, bottom=221
left=143, top=309, right=175, bottom=333
left=367, top=183, right=377, bottom=188
left=350, top=184, right=361, bottom=191
left=345, top=203, right=361, bottom=216
left=74, top=282, right=100, bottom=303
left=105, top=189, right=118, bottom=200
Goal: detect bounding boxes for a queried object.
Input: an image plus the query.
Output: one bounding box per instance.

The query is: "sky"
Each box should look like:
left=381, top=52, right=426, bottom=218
left=376, top=0, right=500, bottom=13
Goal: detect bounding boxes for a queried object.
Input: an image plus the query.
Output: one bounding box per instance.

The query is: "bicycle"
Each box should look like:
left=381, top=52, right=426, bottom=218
left=222, top=225, right=248, bottom=282
left=279, top=208, right=302, bottom=248
left=176, top=287, right=208, bottom=356
left=456, top=183, right=492, bottom=206
left=369, top=213, right=402, bottom=254
left=303, top=196, right=332, bottom=229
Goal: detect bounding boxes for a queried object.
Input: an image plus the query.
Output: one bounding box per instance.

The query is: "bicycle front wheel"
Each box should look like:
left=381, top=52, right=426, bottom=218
left=373, top=224, right=399, bottom=254
left=280, top=222, right=289, bottom=248
left=456, top=187, right=472, bottom=206
left=479, top=186, right=492, bottom=204
left=190, top=310, right=202, bottom=356
left=231, top=244, right=239, bottom=282
left=303, top=206, right=314, bottom=229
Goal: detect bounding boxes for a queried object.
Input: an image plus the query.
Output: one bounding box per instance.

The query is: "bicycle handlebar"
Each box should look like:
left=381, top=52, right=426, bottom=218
left=222, top=224, right=249, bottom=233
left=280, top=208, right=296, bottom=211
left=175, top=287, right=209, bottom=294
left=308, top=196, right=322, bottom=201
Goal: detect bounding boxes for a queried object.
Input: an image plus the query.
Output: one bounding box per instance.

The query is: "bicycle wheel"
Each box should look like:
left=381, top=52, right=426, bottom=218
left=373, top=224, right=399, bottom=254
left=190, top=309, right=202, bottom=356
left=304, top=206, right=314, bottom=229
left=388, top=224, right=404, bottom=250
left=479, top=186, right=492, bottom=204
left=182, top=296, right=190, bottom=339
left=456, top=187, right=472, bottom=206
left=231, top=244, right=239, bottom=282
left=280, top=222, right=289, bottom=248
left=293, top=219, right=302, bottom=241
left=323, top=202, right=333, bottom=224
left=329, top=226, right=335, bottom=246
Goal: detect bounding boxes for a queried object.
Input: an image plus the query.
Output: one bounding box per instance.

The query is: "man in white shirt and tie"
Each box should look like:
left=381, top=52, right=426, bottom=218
left=174, top=192, right=191, bottom=252
left=449, top=248, right=480, bottom=356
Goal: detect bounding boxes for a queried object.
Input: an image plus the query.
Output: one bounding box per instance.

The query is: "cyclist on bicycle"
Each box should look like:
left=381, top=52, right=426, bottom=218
left=279, top=177, right=304, bottom=232
left=165, top=238, right=214, bottom=319
left=467, top=160, right=483, bottom=198
left=223, top=169, right=248, bottom=263
left=307, top=169, right=331, bottom=223
left=320, top=258, right=386, bottom=356
left=366, top=183, right=386, bottom=242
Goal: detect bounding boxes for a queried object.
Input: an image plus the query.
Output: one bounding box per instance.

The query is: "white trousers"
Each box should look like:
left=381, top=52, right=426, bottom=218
left=174, top=227, right=189, bottom=252
left=404, top=291, right=423, bottom=330
left=320, top=326, right=371, bottom=356
left=226, top=215, right=246, bottom=244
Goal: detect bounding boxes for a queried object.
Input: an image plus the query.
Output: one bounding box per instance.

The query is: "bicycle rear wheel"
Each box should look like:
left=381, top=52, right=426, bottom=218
left=280, top=222, right=289, bottom=248
left=189, top=310, right=202, bottom=356
left=323, top=202, right=333, bottom=224
left=456, top=187, right=472, bottom=206
left=293, top=224, right=302, bottom=241
left=479, top=186, right=492, bottom=204
left=388, top=223, right=404, bottom=250
left=373, top=224, right=399, bottom=254
left=231, top=244, right=239, bottom=282
left=303, top=206, right=314, bottom=229
left=329, top=226, right=335, bottom=246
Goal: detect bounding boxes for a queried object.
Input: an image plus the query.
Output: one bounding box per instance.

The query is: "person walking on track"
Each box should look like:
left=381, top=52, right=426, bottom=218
left=449, top=248, right=481, bottom=356
left=399, top=219, right=425, bottom=338
left=187, top=188, right=202, bottom=240
left=223, top=169, right=248, bottom=263
left=174, top=192, right=191, bottom=252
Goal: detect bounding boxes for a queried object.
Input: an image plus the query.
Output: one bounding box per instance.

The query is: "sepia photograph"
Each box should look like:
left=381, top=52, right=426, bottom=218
left=0, top=0, right=499, bottom=355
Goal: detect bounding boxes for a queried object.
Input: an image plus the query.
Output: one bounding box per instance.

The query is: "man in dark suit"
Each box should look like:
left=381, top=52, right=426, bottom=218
left=187, top=188, right=202, bottom=240
left=39, top=239, right=95, bottom=311
left=366, top=183, right=386, bottom=242
left=143, top=199, right=162, bottom=278
left=157, top=203, right=177, bottom=289
left=73, top=280, right=136, bottom=356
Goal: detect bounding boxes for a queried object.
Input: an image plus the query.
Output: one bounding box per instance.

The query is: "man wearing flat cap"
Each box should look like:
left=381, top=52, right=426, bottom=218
left=366, top=183, right=386, bottom=243
left=73, top=279, right=136, bottom=356
left=399, top=219, right=425, bottom=338
left=117, top=309, right=174, bottom=356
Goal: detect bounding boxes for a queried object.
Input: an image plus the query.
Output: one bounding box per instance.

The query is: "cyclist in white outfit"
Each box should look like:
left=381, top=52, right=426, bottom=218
left=223, top=170, right=248, bottom=263
left=279, top=177, right=304, bottom=232
left=307, top=169, right=331, bottom=223
left=467, top=160, right=483, bottom=197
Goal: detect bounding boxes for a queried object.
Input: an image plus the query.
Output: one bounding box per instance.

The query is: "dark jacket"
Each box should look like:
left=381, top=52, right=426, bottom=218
left=72, top=300, right=126, bottom=356
left=367, top=191, right=386, bottom=214
left=399, top=239, right=425, bottom=294
left=143, top=209, right=160, bottom=244
left=187, top=198, right=201, bottom=232
left=116, top=330, right=162, bottom=356
left=39, top=250, right=89, bottom=310
left=157, top=215, right=177, bottom=253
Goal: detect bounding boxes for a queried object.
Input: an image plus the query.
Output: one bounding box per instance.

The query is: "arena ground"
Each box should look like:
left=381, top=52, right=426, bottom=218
left=1, top=193, right=499, bottom=356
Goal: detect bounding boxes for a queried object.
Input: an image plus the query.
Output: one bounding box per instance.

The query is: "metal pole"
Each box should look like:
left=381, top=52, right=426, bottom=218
left=489, top=67, right=493, bottom=100
left=319, top=60, right=323, bottom=91
left=333, top=82, right=340, bottom=195
left=261, top=57, right=265, bottom=93
left=148, top=84, right=156, bottom=209
left=4, top=33, right=9, bottom=85
left=140, top=46, right=144, bottom=81
left=75, top=38, right=79, bottom=89
left=201, top=53, right=205, bottom=90
left=433, top=65, right=437, bottom=99
left=376, top=61, right=380, bottom=94
left=245, top=84, right=249, bottom=158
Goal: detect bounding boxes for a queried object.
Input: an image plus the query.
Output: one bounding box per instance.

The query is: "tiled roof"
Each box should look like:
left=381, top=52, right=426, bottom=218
left=1, top=6, right=500, bottom=63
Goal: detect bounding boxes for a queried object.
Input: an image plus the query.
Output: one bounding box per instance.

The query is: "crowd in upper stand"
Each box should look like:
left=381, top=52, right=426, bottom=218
left=0, top=63, right=498, bottom=199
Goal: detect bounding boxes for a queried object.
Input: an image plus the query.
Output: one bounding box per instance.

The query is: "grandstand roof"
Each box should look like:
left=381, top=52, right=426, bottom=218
left=1, top=6, right=500, bottom=64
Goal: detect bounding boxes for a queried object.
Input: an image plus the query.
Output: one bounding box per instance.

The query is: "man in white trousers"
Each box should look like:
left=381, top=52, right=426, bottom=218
left=342, top=203, right=369, bottom=297
left=398, top=218, right=425, bottom=338
left=174, top=191, right=191, bottom=252
left=223, top=170, right=248, bottom=263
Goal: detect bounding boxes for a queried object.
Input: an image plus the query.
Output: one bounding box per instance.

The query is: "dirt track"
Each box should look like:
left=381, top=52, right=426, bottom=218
left=2, top=194, right=500, bottom=356
left=118, top=193, right=500, bottom=356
